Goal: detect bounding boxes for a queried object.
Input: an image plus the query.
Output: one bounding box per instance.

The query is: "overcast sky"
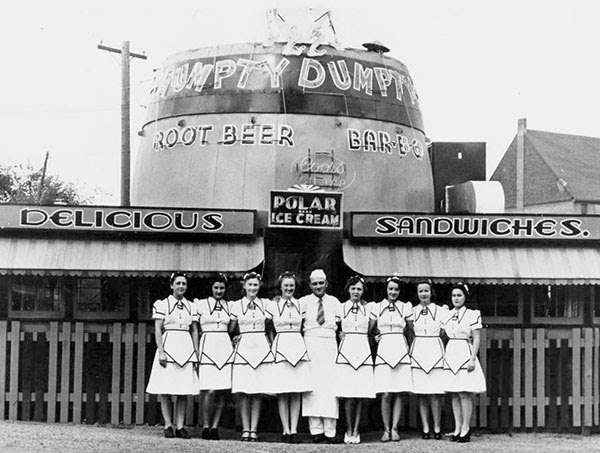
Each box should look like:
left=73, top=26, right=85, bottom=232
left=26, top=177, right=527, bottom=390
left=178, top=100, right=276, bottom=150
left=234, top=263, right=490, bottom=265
left=0, top=0, right=598, bottom=204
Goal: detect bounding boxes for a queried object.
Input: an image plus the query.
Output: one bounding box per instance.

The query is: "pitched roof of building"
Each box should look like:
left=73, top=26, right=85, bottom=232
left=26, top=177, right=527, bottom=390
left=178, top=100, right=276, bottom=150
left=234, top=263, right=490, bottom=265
left=526, top=129, right=600, bottom=202
left=491, top=128, right=600, bottom=205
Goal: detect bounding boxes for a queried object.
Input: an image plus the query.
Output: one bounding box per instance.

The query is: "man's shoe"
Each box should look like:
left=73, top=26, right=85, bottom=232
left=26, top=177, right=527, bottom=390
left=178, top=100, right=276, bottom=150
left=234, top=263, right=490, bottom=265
left=325, top=435, right=338, bottom=444
left=311, top=433, right=325, bottom=443
left=175, top=428, right=190, bottom=439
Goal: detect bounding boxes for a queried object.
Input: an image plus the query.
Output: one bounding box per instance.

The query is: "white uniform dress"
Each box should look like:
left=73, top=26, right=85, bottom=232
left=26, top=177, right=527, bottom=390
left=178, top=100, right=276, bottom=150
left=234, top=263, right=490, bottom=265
left=373, top=299, right=414, bottom=393
left=410, top=303, right=446, bottom=394
left=195, top=297, right=234, bottom=391
left=146, top=296, right=199, bottom=395
left=441, top=306, right=487, bottom=393
left=334, top=301, right=375, bottom=398
left=230, top=297, right=275, bottom=394
left=265, top=298, right=312, bottom=394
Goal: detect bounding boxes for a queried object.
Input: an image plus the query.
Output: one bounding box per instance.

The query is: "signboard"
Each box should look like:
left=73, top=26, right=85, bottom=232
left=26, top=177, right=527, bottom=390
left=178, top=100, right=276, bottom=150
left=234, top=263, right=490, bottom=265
left=269, top=190, right=343, bottom=230
left=0, top=205, right=256, bottom=237
left=351, top=213, right=600, bottom=242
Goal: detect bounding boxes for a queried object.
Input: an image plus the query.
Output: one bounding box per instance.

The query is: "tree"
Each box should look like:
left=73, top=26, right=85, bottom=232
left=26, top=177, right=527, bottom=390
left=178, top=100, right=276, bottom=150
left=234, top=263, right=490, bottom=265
left=0, top=163, right=93, bottom=205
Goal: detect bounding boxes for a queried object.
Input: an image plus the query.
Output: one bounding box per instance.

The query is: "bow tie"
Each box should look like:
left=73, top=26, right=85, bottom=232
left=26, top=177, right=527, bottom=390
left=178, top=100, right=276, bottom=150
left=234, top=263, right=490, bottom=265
left=451, top=311, right=459, bottom=320
left=248, top=301, right=257, bottom=310
left=387, top=302, right=396, bottom=312
left=175, top=300, right=184, bottom=310
left=420, top=307, right=429, bottom=316
left=350, top=303, right=360, bottom=313
left=214, top=301, right=223, bottom=311
left=284, top=299, right=293, bottom=308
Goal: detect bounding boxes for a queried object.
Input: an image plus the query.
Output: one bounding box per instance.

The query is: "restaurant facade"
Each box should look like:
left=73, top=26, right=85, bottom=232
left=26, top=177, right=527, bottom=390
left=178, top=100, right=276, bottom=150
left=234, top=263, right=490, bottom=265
left=1, top=10, right=600, bottom=433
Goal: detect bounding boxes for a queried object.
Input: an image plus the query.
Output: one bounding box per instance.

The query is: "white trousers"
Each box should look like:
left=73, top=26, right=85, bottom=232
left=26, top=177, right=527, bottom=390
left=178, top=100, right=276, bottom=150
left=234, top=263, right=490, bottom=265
left=308, top=416, right=337, bottom=437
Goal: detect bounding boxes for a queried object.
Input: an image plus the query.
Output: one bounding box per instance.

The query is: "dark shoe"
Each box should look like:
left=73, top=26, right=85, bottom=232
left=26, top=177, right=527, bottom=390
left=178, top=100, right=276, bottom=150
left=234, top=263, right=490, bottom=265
left=249, top=431, right=259, bottom=442
left=422, top=431, right=431, bottom=440
left=164, top=426, right=175, bottom=438
left=457, top=429, right=472, bottom=443
left=325, top=435, right=338, bottom=444
left=175, top=428, right=190, bottom=439
left=201, top=428, right=210, bottom=439
left=450, top=434, right=460, bottom=442
left=281, top=434, right=290, bottom=443
left=241, top=430, right=250, bottom=442
left=289, top=433, right=299, bottom=444
left=209, top=428, right=220, bottom=440
left=434, top=431, right=442, bottom=440
left=312, top=434, right=325, bottom=443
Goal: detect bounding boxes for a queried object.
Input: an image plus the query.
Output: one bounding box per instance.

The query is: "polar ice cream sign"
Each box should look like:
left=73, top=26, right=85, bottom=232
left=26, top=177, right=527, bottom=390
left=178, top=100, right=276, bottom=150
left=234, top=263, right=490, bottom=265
left=269, top=190, right=343, bottom=230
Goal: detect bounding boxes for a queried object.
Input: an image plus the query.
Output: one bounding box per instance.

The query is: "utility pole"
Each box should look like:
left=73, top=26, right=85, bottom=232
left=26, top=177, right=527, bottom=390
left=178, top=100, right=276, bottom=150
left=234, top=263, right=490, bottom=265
left=37, top=151, right=50, bottom=204
left=97, top=41, right=147, bottom=207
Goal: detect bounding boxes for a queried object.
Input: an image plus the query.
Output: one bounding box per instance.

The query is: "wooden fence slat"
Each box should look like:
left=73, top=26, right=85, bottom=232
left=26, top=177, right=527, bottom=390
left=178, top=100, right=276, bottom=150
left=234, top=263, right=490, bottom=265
left=47, top=322, right=59, bottom=423
left=500, top=340, right=510, bottom=429
left=479, top=328, right=487, bottom=427
left=513, top=328, right=521, bottom=428
left=547, top=338, right=558, bottom=429
left=524, top=329, right=533, bottom=428
left=536, top=328, right=545, bottom=427
left=123, top=323, right=134, bottom=425
left=584, top=328, right=593, bottom=427
left=33, top=332, right=47, bottom=422
left=85, top=335, right=96, bottom=424
left=559, top=339, right=570, bottom=428
left=595, top=328, right=599, bottom=426
left=111, top=323, right=122, bottom=424
left=73, top=322, right=84, bottom=423
left=489, top=340, right=499, bottom=429
left=8, top=321, right=20, bottom=421
left=60, top=322, right=72, bottom=423
left=0, top=321, right=7, bottom=420
left=573, top=328, right=581, bottom=427
left=22, top=333, right=33, bottom=421
left=135, top=324, right=147, bottom=425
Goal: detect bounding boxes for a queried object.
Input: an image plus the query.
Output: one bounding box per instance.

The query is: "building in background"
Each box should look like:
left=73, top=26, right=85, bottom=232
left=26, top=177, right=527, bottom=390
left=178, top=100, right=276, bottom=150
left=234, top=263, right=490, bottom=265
left=491, top=119, right=600, bottom=214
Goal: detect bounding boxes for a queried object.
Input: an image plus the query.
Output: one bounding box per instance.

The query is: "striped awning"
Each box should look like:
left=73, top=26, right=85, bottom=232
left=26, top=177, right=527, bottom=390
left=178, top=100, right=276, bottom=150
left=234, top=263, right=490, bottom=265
left=343, top=241, right=600, bottom=285
left=0, top=237, right=264, bottom=277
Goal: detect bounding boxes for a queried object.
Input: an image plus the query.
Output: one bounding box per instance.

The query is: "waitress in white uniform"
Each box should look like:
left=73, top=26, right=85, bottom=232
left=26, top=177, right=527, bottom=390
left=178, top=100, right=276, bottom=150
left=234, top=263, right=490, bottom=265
left=442, top=283, right=486, bottom=443
left=146, top=272, right=198, bottom=439
left=229, top=272, right=274, bottom=442
left=195, top=273, right=234, bottom=441
left=335, top=275, right=375, bottom=445
left=372, top=274, right=414, bottom=442
left=409, top=278, right=447, bottom=440
left=265, top=271, right=312, bottom=444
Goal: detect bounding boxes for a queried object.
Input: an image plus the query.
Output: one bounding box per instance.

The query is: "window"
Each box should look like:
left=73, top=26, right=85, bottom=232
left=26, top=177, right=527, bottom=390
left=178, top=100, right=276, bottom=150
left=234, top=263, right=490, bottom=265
left=73, top=277, right=129, bottom=319
left=8, top=276, right=65, bottom=318
left=133, top=278, right=165, bottom=320
left=531, top=285, right=585, bottom=324
left=469, top=284, right=522, bottom=324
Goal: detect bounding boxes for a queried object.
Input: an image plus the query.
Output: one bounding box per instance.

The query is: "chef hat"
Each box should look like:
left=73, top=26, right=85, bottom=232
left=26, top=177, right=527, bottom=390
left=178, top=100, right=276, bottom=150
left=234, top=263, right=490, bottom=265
left=309, top=269, right=327, bottom=282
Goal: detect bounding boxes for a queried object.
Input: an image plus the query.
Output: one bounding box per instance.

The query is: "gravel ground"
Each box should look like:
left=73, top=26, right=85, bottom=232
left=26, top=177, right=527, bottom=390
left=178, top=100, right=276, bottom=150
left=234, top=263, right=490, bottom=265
left=1, top=421, right=600, bottom=453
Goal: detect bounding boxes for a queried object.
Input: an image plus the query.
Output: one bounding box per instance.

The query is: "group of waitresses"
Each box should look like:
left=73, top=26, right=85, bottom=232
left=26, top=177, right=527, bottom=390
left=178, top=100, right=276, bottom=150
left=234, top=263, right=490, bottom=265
left=146, top=269, right=486, bottom=444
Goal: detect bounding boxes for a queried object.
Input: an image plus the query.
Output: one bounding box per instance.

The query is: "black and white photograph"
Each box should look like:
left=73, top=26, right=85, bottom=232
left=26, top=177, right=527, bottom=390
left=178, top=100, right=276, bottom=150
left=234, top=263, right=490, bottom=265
left=0, top=1, right=599, bottom=451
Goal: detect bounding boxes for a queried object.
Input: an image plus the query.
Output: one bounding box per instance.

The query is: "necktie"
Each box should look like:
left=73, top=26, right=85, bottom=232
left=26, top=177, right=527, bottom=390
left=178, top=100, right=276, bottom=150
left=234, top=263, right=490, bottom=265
left=317, top=298, right=325, bottom=325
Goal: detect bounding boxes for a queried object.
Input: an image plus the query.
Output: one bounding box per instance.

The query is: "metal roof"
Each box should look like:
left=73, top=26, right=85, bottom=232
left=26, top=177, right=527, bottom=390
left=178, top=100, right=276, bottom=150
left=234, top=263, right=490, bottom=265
left=0, top=237, right=264, bottom=277
left=343, top=241, right=600, bottom=285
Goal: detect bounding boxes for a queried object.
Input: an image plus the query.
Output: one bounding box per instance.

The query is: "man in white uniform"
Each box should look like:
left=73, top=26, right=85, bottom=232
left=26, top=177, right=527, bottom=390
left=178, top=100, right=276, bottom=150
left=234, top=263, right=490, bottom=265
left=300, top=269, right=340, bottom=443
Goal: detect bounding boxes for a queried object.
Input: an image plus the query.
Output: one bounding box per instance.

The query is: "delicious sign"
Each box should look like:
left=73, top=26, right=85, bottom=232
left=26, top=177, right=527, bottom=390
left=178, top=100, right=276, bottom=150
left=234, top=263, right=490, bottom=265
left=269, top=190, right=342, bottom=229
left=351, top=213, right=600, bottom=242
left=0, top=205, right=256, bottom=237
